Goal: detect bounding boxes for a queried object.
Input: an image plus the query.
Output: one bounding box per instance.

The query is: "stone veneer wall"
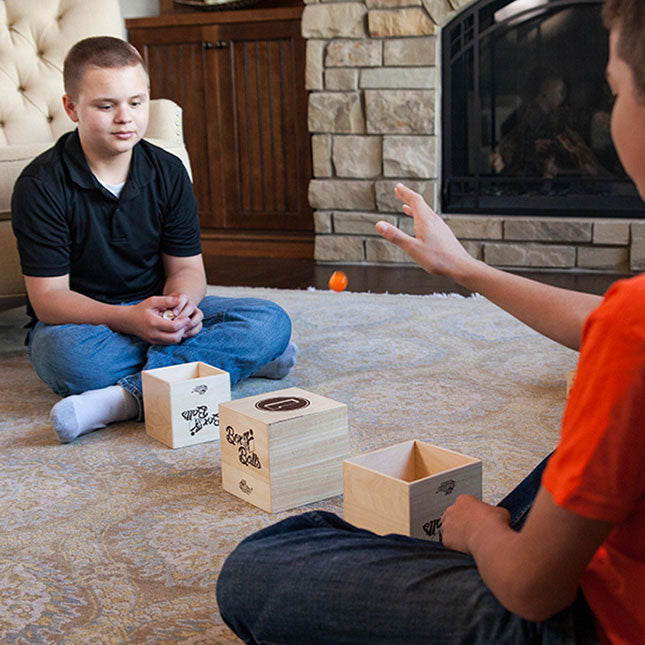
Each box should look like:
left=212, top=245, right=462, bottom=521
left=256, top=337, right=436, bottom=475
left=303, top=0, right=645, bottom=273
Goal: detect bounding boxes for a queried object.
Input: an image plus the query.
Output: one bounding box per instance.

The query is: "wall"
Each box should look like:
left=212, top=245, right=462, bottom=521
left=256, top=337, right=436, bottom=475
left=304, top=0, right=642, bottom=273
left=119, top=0, right=159, bottom=19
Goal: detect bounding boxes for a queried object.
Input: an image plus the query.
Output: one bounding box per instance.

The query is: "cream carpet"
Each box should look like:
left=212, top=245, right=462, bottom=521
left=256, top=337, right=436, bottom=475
left=0, top=285, right=578, bottom=643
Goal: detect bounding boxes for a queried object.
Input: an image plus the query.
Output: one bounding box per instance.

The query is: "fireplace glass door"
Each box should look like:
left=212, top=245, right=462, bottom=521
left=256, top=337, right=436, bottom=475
left=441, top=0, right=645, bottom=216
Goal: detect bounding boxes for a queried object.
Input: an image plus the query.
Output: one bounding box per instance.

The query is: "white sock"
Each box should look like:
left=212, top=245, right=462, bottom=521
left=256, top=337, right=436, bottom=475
left=50, top=385, right=139, bottom=444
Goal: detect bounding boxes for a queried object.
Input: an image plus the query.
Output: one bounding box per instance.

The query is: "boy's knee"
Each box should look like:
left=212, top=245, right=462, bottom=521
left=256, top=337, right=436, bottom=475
left=270, top=302, right=291, bottom=341
left=252, top=299, right=292, bottom=345
left=215, top=553, right=234, bottom=613
left=216, top=543, right=260, bottom=631
left=253, top=298, right=289, bottom=322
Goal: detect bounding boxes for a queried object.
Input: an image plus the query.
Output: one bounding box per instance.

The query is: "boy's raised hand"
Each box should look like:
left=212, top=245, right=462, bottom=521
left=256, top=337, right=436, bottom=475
left=375, top=183, right=477, bottom=280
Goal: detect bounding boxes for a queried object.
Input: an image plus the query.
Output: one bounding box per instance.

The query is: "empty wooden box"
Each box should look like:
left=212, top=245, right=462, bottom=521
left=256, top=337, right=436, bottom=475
left=142, top=361, right=230, bottom=449
left=343, top=440, right=482, bottom=542
left=219, top=387, right=349, bottom=513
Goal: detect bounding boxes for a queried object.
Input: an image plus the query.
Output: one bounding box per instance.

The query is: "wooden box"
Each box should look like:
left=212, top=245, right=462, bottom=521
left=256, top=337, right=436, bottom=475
left=142, top=361, right=230, bottom=448
left=343, top=440, right=482, bottom=542
left=219, top=387, right=349, bottom=512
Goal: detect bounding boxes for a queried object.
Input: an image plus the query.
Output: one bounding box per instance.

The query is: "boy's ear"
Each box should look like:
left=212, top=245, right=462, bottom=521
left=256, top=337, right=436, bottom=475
left=62, top=94, right=79, bottom=123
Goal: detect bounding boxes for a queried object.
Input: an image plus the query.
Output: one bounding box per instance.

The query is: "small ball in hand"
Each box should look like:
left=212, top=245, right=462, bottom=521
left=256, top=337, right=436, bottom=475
left=162, top=309, right=176, bottom=320
left=328, top=271, right=348, bottom=292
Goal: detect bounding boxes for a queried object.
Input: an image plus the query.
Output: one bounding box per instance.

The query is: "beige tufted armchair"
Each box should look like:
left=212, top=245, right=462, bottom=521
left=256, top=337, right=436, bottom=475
left=0, top=0, right=192, bottom=310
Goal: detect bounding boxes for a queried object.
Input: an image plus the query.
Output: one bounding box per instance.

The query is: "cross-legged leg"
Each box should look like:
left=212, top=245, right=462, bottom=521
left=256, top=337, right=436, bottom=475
left=28, top=320, right=147, bottom=442
left=118, top=296, right=293, bottom=396
left=216, top=510, right=584, bottom=645
left=29, top=296, right=294, bottom=442
left=217, top=460, right=597, bottom=645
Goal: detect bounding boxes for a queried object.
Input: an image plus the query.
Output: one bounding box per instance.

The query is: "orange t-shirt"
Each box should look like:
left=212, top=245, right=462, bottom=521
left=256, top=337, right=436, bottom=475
left=543, top=275, right=645, bottom=645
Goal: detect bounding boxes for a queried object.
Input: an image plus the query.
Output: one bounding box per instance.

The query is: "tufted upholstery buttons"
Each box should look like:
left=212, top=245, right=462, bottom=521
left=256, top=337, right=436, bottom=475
left=0, top=0, right=123, bottom=146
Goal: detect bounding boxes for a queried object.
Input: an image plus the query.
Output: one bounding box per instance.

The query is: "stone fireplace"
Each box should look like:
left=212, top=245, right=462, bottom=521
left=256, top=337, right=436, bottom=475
left=303, top=0, right=645, bottom=273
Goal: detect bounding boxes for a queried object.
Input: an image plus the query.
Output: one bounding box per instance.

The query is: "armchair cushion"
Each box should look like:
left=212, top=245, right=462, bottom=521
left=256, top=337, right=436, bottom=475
left=145, top=99, right=193, bottom=181
left=0, top=0, right=123, bottom=146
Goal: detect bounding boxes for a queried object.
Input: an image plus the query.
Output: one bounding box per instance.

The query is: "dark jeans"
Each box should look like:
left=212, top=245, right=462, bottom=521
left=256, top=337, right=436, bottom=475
left=216, top=455, right=598, bottom=644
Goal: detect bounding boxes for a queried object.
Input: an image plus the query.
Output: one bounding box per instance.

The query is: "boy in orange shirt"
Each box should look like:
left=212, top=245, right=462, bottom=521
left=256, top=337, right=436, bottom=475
left=216, top=1, right=644, bottom=642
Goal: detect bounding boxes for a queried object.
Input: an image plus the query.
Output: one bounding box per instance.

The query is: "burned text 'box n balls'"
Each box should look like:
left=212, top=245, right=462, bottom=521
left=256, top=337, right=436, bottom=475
left=219, top=387, right=349, bottom=513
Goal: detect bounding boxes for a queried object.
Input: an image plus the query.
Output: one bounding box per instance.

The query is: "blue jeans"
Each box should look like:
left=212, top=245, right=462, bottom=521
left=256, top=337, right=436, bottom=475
left=216, top=456, right=598, bottom=644
left=28, top=296, right=292, bottom=418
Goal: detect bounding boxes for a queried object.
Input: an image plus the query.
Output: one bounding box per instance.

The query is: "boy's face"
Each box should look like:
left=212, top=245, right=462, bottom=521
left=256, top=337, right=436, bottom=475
left=607, top=27, right=645, bottom=199
left=62, top=64, right=150, bottom=164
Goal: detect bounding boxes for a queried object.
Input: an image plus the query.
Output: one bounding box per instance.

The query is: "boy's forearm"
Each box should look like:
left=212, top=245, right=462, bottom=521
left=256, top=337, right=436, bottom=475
left=163, top=267, right=207, bottom=305
left=440, top=497, right=560, bottom=621
left=459, top=487, right=612, bottom=622
left=453, top=260, right=602, bottom=351
left=29, top=286, right=125, bottom=328
left=467, top=518, right=577, bottom=622
left=376, top=186, right=602, bottom=351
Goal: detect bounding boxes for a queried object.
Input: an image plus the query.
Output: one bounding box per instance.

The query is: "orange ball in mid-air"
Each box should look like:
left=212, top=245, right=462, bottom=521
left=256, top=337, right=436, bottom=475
left=328, top=270, right=348, bottom=292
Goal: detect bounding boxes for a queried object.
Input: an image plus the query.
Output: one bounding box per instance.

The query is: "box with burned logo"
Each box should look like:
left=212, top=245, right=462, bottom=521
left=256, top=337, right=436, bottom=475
left=343, top=440, right=482, bottom=542
left=142, top=361, right=231, bottom=449
left=219, top=387, right=349, bottom=513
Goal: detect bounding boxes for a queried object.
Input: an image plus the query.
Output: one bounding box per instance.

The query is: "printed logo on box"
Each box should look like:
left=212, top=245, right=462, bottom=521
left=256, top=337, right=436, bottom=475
left=239, top=479, right=253, bottom=495
left=422, top=518, right=443, bottom=540
left=255, top=396, right=310, bottom=412
left=181, top=405, right=219, bottom=436
left=225, top=425, right=262, bottom=469
left=436, top=479, right=456, bottom=495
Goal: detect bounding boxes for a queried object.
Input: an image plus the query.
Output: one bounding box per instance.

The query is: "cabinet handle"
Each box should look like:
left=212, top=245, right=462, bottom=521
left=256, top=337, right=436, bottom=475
left=202, top=41, right=229, bottom=50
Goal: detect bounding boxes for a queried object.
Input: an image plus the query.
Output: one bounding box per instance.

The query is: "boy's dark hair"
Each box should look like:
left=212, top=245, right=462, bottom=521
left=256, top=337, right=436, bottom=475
left=63, top=36, right=148, bottom=100
left=603, top=0, right=645, bottom=99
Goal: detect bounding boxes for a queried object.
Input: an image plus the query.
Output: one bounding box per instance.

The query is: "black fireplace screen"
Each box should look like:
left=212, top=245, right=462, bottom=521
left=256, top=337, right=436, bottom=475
left=441, top=0, right=645, bottom=216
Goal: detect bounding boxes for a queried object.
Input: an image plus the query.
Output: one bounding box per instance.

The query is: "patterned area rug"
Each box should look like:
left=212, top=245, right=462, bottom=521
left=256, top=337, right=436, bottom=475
left=0, top=286, right=578, bottom=643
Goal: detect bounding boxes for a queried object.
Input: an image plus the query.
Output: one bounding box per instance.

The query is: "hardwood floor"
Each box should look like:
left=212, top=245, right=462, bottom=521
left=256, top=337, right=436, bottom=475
left=203, top=256, right=631, bottom=297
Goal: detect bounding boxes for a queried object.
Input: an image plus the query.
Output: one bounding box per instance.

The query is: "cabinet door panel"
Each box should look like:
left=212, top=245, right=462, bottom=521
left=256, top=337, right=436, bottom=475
left=206, top=20, right=312, bottom=231
left=130, top=29, right=215, bottom=226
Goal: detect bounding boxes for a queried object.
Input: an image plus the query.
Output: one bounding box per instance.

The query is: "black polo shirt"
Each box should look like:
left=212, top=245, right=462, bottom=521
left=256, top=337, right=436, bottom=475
left=11, top=130, right=201, bottom=320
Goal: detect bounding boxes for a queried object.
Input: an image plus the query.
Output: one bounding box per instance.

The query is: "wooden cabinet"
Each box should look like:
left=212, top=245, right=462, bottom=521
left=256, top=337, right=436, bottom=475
left=127, top=6, right=313, bottom=259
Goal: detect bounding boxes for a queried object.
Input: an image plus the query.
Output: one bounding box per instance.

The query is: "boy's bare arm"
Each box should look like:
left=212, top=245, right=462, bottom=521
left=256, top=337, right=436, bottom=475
left=441, top=487, right=614, bottom=621
left=24, top=274, right=187, bottom=345
left=162, top=252, right=207, bottom=306
left=376, top=184, right=602, bottom=351
left=160, top=253, right=207, bottom=339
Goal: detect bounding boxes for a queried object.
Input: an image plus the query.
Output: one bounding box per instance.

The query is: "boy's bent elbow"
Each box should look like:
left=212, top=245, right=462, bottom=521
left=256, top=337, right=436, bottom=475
left=501, top=579, right=579, bottom=622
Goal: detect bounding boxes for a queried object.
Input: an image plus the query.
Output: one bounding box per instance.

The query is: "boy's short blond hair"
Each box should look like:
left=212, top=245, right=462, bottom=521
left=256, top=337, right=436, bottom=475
left=603, top=0, right=645, bottom=100
left=63, top=36, right=148, bottom=100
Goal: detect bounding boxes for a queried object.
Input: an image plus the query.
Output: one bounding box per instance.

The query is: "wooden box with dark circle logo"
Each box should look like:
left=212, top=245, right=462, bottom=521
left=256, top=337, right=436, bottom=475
left=219, top=387, right=349, bottom=512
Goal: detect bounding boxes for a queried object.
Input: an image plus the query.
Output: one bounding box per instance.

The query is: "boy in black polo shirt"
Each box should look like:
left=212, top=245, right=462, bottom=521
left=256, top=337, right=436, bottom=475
left=11, top=36, right=296, bottom=443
